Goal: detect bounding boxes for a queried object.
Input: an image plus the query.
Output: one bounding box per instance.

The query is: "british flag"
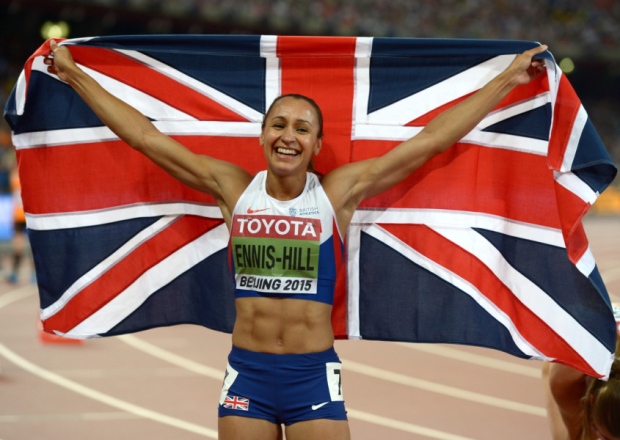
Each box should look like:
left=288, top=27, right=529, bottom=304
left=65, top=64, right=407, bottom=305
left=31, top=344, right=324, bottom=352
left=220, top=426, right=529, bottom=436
left=222, top=395, right=249, bottom=411
left=4, top=35, right=617, bottom=378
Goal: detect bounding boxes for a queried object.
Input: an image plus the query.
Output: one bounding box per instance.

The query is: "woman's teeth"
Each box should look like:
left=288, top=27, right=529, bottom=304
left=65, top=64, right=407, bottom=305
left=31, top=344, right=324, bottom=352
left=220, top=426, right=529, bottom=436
left=276, top=148, right=297, bottom=156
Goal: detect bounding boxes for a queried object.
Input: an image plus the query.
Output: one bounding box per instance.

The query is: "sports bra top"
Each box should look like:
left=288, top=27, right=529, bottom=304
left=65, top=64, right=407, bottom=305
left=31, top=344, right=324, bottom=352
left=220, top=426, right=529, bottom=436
left=229, top=171, right=343, bottom=305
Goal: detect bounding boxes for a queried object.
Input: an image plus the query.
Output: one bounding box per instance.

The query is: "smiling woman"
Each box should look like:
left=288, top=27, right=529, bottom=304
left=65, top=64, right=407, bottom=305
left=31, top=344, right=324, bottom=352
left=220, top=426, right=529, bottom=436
left=43, top=38, right=548, bottom=440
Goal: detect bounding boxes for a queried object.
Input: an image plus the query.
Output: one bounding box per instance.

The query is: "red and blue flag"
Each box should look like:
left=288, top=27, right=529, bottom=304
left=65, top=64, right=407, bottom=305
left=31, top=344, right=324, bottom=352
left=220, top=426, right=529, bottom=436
left=4, top=35, right=617, bottom=378
left=222, top=396, right=249, bottom=411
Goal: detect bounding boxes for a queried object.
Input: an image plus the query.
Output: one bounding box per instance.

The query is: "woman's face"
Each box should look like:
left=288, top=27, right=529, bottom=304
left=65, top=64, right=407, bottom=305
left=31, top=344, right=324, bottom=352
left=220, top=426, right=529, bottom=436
left=260, top=97, right=322, bottom=176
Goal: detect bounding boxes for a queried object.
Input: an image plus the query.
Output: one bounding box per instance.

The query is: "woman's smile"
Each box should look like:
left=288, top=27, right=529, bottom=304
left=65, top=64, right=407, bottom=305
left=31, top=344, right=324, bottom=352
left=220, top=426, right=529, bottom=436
left=275, top=147, right=300, bottom=156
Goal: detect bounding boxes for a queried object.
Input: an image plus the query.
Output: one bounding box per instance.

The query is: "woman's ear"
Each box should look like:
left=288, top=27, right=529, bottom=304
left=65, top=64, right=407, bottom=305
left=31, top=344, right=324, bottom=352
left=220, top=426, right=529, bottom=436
left=259, top=134, right=264, bottom=146
left=314, top=138, right=322, bottom=155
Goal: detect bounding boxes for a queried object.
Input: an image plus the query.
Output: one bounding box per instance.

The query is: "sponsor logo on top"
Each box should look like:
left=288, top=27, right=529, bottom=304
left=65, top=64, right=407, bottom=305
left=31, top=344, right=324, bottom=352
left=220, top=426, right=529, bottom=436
left=232, top=215, right=322, bottom=240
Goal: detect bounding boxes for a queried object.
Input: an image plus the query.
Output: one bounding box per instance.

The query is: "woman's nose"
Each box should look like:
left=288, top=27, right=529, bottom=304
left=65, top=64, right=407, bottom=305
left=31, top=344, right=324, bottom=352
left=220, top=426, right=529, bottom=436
left=281, top=127, right=295, bottom=142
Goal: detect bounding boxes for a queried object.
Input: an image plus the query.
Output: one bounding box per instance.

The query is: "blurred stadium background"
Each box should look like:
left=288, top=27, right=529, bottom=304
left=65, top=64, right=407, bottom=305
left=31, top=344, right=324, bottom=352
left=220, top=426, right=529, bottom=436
left=0, top=0, right=618, bottom=244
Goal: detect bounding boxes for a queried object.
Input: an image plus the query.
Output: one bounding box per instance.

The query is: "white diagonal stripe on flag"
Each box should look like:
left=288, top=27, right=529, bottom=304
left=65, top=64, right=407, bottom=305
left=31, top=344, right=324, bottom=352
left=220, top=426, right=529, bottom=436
left=352, top=209, right=565, bottom=248
left=116, top=49, right=264, bottom=122
left=365, top=55, right=515, bottom=126
left=59, top=223, right=230, bottom=338
left=362, top=223, right=542, bottom=358
left=26, top=202, right=223, bottom=231
left=433, top=225, right=613, bottom=378
left=40, top=215, right=181, bottom=320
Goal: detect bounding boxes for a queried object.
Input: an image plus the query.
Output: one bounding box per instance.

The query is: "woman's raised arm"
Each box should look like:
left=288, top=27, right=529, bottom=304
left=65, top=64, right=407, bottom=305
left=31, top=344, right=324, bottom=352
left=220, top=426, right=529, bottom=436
left=322, top=44, right=548, bottom=232
left=44, top=40, right=251, bottom=223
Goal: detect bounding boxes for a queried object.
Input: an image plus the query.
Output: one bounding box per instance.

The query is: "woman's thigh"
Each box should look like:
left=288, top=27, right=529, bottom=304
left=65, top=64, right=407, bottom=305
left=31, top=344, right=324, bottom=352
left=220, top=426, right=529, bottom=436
left=285, top=419, right=350, bottom=440
left=218, top=415, right=282, bottom=440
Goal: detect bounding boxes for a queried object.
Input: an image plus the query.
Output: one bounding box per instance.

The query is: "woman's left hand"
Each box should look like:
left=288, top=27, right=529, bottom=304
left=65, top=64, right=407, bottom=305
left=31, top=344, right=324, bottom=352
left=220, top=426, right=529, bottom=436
left=507, top=44, right=548, bottom=86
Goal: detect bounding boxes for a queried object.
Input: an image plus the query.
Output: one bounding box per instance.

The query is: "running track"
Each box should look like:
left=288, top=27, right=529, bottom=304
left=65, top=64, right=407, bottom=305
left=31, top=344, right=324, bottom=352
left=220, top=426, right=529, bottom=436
left=1, top=215, right=618, bottom=440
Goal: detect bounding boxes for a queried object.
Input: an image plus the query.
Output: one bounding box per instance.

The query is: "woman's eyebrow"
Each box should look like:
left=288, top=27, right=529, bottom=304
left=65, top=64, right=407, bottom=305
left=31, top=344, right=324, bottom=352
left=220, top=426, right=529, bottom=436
left=270, top=115, right=313, bottom=125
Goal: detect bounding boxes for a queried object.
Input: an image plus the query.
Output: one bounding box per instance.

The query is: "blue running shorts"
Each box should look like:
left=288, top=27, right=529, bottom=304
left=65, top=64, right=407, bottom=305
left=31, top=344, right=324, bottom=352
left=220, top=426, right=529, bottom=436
left=218, top=346, right=347, bottom=425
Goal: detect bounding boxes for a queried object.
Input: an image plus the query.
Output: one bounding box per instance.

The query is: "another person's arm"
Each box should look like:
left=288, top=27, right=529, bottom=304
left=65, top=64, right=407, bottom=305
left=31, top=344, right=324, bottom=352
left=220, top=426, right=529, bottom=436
left=542, top=362, right=588, bottom=440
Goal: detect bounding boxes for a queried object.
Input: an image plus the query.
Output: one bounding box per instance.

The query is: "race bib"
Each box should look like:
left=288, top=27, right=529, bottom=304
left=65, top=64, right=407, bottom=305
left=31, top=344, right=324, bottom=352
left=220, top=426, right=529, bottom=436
left=326, top=362, right=344, bottom=401
left=231, top=215, right=321, bottom=294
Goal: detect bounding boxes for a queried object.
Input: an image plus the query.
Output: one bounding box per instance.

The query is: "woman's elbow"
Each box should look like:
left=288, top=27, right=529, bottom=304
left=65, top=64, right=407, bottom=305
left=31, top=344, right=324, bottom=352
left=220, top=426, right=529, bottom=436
left=417, top=130, right=453, bottom=157
left=128, top=125, right=160, bottom=152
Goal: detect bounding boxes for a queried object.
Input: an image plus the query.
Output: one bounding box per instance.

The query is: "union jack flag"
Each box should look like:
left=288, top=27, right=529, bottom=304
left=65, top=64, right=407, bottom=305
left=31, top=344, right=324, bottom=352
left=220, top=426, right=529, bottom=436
left=4, top=35, right=617, bottom=378
left=222, top=395, right=249, bottom=411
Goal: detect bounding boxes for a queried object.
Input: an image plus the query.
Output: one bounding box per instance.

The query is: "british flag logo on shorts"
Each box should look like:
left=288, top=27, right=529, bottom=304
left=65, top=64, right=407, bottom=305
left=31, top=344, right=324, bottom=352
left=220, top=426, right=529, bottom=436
left=223, top=395, right=250, bottom=411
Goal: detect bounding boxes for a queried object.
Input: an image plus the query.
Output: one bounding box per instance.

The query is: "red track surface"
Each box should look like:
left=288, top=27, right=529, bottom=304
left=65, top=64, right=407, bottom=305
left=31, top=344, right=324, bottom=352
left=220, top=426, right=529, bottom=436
left=1, top=216, right=618, bottom=439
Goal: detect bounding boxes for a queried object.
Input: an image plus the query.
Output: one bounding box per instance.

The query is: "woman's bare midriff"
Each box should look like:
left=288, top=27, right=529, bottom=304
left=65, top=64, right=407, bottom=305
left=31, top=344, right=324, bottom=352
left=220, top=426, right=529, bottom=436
left=231, top=297, right=335, bottom=354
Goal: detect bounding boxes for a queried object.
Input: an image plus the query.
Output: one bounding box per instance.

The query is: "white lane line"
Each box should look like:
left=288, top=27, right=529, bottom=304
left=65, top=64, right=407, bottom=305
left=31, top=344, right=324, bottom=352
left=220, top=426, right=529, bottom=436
left=396, top=343, right=542, bottom=378
left=0, top=284, right=37, bottom=309
left=0, top=412, right=140, bottom=423
left=118, top=335, right=223, bottom=380
left=342, top=359, right=545, bottom=416
left=346, top=409, right=475, bottom=440
left=0, top=343, right=217, bottom=438
left=53, top=367, right=198, bottom=378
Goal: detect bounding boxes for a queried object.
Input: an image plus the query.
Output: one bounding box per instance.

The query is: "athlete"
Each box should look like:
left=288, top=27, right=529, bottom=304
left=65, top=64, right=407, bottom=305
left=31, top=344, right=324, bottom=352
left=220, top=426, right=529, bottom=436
left=45, top=39, right=547, bottom=440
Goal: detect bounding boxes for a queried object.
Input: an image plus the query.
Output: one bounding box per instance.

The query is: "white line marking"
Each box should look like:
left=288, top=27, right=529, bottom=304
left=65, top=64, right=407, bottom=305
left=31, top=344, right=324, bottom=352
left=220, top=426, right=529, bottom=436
left=0, top=288, right=217, bottom=437
left=341, top=359, right=545, bottom=417
left=0, top=412, right=140, bottom=423
left=118, top=335, right=223, bottom=379
left=346, top=409, right=476, bottom=440
left=0, top=285, right=37, bottom=309
left=0, top=343, right=217, bottom=438
left=396, top=343, right=542, bottom=378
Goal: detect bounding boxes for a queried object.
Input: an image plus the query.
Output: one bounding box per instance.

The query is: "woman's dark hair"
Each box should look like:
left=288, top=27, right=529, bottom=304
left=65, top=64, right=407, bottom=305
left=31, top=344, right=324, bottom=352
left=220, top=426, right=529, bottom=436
left=262, top=94, right=324, bottom=139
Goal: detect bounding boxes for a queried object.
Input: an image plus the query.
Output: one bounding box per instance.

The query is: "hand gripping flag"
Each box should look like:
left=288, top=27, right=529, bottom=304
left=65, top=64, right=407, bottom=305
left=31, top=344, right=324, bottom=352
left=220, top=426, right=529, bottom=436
left=4, top=35, right=618, bottom=378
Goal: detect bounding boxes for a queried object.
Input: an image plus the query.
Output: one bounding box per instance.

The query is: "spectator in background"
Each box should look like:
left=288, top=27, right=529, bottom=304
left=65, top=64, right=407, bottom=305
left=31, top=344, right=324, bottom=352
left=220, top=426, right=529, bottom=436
left=7, top=163, right=27, bottom=284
